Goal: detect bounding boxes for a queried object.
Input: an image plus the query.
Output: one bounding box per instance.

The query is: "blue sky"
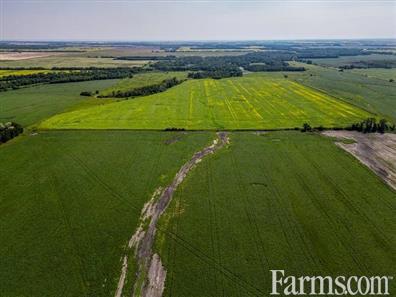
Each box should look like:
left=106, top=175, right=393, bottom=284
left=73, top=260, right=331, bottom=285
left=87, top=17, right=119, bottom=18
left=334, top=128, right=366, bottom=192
left=1, top=0, right=395, bottom=41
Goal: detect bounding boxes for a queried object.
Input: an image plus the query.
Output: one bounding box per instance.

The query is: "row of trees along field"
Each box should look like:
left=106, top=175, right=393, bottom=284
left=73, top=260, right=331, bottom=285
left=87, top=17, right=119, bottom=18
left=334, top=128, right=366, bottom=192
left=348, top=118, right=396, bottom=133
left=0, top=68, right=139, bottom=91
left=0, top=122, right=23, bottom=144
left=97, top=77, right=183, bottom=98
left=301, top=118, right=395, bottom=133
left=339, top=60, right=396, bottom=69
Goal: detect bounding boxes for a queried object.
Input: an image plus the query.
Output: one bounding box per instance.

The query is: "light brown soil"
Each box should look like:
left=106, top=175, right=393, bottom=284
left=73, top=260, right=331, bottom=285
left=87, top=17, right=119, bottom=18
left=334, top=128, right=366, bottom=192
left=114, top=256, right=129, bottom=297
left=144, top=254, right=166, bottom=297
left=323, top=131, right=396, bottom=191
left=114, top=132, right=229, bottom=297
left=0, top=52, right=61, bottom=60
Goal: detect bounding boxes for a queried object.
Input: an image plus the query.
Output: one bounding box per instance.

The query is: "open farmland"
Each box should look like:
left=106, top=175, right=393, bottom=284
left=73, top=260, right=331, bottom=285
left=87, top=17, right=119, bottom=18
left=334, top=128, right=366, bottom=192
left=154, top=131, right=396, bottom=297
left=1, top=37, right=396, bottom=297
left=0, top=51, right=62, bottom=60
left=0, top=55, right=148, bottom=68
left=0, top=130, right=212, bottom=297
left=40, top=73, right=372, bottom=130
left=323, top=130, right=396, bottom=190
left=310, top=54, right=396, bottom=68
left=100, top=71, right=188, bottom=97
left=288, top=62, right=396, bottom=122
left=83, top=47, right=248, bottom=57
left=0, top=69, right=63, bottom=77
left=349, top=68, right=396, bottom=81
left=0, top=79, right=119, bottom=126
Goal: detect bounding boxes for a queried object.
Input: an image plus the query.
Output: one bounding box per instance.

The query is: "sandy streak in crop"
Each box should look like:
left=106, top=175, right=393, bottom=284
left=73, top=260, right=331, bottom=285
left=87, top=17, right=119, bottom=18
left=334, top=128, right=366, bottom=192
left=114, top=132, right=229, bottom=297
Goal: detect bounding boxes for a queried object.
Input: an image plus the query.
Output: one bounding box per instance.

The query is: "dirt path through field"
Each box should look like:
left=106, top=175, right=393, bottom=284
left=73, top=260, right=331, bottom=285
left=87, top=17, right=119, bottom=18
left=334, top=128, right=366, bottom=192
left=114, top=132, right=229, bottom=297
left=323, top=131, right=396, bottom=191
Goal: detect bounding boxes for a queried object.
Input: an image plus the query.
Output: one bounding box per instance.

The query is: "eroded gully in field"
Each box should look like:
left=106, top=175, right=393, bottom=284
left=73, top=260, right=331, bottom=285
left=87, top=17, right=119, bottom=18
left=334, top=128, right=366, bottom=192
left=114, top=132, right=229, bottom=297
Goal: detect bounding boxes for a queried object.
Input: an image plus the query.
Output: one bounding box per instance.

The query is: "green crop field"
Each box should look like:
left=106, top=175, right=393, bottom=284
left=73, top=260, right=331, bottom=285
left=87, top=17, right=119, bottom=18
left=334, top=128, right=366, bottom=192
left=155, top=131, right=396, bottom=297
left=349, top=68, right=396, bottom=81
left=288, top=63, right=396, bottom=122
left=0, top=130, right=212, bottom=297
left=1, top=40, right=395, bottom=297
left=310, top=54, right=396, bottom=67
left=0, top=79, right=119, bottom=126
left=100, top=71, right=188, bottom=97
left=40, top=73, right=372, bottom=130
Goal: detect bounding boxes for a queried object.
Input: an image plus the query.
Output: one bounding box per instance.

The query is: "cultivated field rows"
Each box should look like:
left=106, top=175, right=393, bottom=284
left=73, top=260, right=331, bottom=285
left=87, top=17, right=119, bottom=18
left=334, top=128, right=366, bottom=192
left=40, top=74, right=371, bottom=130
left=155, top=132, right=396, bottom=296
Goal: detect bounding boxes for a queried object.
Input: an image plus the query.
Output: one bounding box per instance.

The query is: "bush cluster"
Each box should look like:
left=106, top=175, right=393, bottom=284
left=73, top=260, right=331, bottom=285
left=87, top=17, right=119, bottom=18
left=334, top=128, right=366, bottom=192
left=300, top=118, right=395, bottom=134
left=347, top=118, right=395, bottom=133
left=0, top=122, right=23, bottom=144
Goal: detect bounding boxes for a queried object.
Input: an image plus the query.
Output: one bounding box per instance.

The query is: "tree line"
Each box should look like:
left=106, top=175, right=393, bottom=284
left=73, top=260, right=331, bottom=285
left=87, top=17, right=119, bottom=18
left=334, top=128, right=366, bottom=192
left=339, top=60, right=396, bottom=69
left=97, top=77, right=183, bottom=98
left=0, top=68, right=139, bottom=92
left=347, top=118, right=395, bottom=133
left=300, top=118, right=395, bottom=133
left=187, top=68, right=242, bottom=79
left=0, top=122, right=23, bottom=144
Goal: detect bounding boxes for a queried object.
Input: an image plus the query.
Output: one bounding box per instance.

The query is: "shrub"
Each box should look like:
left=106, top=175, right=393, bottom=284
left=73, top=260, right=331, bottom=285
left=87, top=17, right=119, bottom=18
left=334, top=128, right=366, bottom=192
left=301, top=123, right=312, bottom=132
left=0, top=122, right=23, bottom=144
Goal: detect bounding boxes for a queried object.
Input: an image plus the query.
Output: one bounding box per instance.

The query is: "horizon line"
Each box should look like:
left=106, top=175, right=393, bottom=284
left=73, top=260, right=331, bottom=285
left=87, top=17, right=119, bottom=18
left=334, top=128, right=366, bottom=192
left=1, top=37, right=396, bottom=43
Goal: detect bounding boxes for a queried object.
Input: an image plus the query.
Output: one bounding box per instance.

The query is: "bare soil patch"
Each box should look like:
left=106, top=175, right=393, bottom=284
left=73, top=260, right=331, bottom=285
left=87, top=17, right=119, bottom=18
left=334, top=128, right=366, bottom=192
left=0, top=52, right=61, bottom=61
left=323, top=131, right=396, bottom=191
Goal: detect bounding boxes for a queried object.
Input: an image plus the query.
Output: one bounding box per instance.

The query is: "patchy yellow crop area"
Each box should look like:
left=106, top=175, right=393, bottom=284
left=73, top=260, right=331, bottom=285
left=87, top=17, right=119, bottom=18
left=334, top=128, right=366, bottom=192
left=40, top=73, right=372, bottom=130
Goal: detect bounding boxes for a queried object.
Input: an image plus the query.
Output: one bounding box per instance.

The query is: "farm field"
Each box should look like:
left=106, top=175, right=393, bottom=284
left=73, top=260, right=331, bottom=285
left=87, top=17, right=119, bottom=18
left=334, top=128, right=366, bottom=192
left=0, top=56, right=148, bottom=68
left=310, top=54, right=396, bottom=67
left=155, top=131, right=396, bottom=297
left=100, top=71, right=188, bottom=97
left=288, top=62, right=396, bottom=122
left=0, top=79, right=119, bottom=126
left=1, top=39, right=396, bottom=297
left=0, top=69, right=63, bottom=77
left=349, top=68, right=396, bottom=81
left=40, top=73, right=372, bottom=130
left=84, top=47, right=248, bottom=57
left=0, top=51, right=62, bottom=60
left=0, top=130, right=213, bottom=297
